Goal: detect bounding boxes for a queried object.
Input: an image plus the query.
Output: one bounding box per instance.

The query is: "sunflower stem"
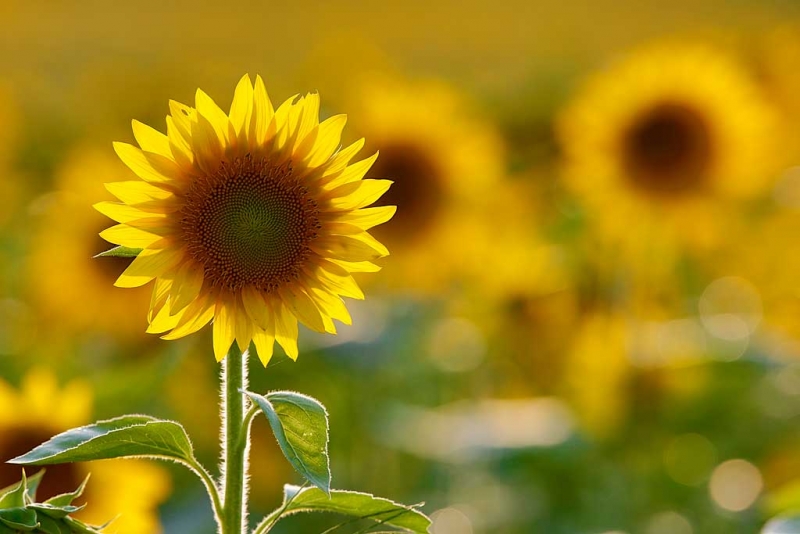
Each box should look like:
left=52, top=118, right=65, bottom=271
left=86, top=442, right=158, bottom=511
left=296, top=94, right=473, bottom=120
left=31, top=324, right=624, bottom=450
left=221, top=343, right=250, bottom=534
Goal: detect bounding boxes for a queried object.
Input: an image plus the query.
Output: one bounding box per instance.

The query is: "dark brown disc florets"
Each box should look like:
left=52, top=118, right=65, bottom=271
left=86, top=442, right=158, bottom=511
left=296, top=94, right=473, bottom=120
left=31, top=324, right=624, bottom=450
left=623, top=102, right=713, bottom=197
left=180, top=155, right=320, bottom=292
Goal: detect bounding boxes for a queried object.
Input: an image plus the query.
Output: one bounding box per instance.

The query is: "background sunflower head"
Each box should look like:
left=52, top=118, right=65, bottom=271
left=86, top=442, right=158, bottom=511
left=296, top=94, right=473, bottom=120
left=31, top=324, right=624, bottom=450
left=0, top=368, right=170, bottom=533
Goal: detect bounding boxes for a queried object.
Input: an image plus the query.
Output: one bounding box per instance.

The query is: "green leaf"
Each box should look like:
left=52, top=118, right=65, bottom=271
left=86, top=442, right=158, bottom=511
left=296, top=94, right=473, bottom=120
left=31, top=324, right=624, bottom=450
left=36, top=514, right=71, bottom=534
left=263, top=485, right=431, bottom=533
left=44, top=475, right=89, bottom=508
left=93, top=246, right=142, bottom=258
left=63, top=517, right=106, bottom=533
left=0, top=507, right=38, bottom=530
left=8, top=415, right=195, bottom=466
left=0, top=479, right=25, bottom=509
left=24, top=470, right=45, bottom=503
left=246, top=391, right=331, bottom=494
left=29, top=502, right=85, bottom=520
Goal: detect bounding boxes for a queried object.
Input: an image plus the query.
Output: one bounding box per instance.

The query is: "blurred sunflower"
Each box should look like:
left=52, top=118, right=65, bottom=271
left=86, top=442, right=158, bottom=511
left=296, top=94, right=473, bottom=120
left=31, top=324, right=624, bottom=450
left=451, top=181, right=577, bottom=395
left=344, top=74, right=507, bottom=294
left=97, top=75, right=392, bottom=363
left=705, top=207, right=800, bottom=347
left=558, top=42, right=781, bottom=258
left=757, top=26, right=800, bottom=147
left=27, top=147, right=152, bottom=341
left=0, top=368, right=170, bottom=533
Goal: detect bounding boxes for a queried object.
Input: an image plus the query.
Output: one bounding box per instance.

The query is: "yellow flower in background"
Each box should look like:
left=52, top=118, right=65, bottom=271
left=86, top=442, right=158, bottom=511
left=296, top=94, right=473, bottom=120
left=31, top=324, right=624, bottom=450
left=558, top=42, right=782, bottom=255
left=705, top=206, right=800, bottom=345
left=97, top=75, right=393, bottom=364
left=343, top=74, right=507, bottom=294
left=27, top=147, right=152, bottom=340
left=0, top=368, right=170, bottom=533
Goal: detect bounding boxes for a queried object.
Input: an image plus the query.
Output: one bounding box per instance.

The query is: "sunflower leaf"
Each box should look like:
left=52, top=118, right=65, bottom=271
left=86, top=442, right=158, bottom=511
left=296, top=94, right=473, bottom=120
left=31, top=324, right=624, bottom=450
left=7, top=414, right=196, bottom=466
left=0, top=479, right=25, bottom=509
left=245, top=391, right=331, bottom=495
left=0, top=507, right=38, bottom=530
left=24, top=470, right=46, bottom=503
left=93, top=246, right=142, bottom=258
left=29, top=502, right=85, bottom=519
left=44, top=475, right=89, bottom=508
left=259, top=485, right=431, bottom=533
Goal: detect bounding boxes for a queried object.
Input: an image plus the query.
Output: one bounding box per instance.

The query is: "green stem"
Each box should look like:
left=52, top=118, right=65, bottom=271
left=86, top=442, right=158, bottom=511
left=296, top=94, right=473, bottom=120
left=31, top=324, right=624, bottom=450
left=221, top=343, right=249, bottom=534
left=186, top=459, right=224, bottom=525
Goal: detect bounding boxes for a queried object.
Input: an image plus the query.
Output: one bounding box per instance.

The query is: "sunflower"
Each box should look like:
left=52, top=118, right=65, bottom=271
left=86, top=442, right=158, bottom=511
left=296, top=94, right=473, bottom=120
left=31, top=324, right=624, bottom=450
left=342, top=74, right=507, bottom=294
left=27, top=147, right=152, bottom=341
left=558, top=42, right=782, bottom=256
left=0, top=368, right=170, bottom=533
left=97, top=75, right=393, bottom=364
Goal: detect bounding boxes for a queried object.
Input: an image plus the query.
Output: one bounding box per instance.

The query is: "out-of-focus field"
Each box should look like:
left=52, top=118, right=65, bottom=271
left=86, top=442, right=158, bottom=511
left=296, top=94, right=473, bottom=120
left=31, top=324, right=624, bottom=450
left=2, top=1, right=800, bottom=533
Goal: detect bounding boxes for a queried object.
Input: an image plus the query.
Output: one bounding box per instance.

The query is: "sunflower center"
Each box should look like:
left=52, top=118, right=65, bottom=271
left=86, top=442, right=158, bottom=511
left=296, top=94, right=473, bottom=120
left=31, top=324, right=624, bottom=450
left=181, top=156, right=320, bottom=292
left=623, top=102, right=712, bottom=196
left=0, top=427, right=82, bottom=500
left=369, top=143, right=444, bottom=243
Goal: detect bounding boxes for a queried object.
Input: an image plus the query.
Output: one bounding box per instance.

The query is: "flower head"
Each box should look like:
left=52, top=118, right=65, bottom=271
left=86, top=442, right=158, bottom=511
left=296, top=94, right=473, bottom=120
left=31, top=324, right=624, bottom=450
left=558, top=42, right=781, bottom=252
left=97, top=75, right=394, bottom=364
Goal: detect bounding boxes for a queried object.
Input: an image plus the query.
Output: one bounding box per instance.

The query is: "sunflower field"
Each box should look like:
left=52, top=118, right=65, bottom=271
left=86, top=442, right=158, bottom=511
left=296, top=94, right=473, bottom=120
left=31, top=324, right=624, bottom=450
left=2, top=1, right=800, bottom=533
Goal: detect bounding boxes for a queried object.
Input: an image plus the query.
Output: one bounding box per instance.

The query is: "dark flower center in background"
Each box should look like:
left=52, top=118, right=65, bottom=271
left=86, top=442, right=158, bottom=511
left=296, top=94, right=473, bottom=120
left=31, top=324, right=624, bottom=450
left=369, top=143, right=444, bottom=244
left=623, top=102, right=712, bottom=196
left=180, top=156, right=320, bottom=292
left=0, top=428, right=82, bottom=500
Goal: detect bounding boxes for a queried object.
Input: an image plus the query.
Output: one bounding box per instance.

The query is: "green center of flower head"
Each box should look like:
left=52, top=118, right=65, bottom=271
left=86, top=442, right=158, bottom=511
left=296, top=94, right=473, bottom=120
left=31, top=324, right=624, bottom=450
left=181, top=156, right=320, bottom=291
left=623, top=102, right=712, bottom=197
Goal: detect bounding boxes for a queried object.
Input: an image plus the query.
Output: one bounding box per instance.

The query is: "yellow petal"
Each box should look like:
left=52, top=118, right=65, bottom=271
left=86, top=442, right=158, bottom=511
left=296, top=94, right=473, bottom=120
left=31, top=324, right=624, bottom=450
left=324, top=179, right=392, bottom=211
left=100, top=223, right=164, bottom=248
left=213, top=299, right=236, bottom=362
left=312, top=234, right=389, bottom=262
left=94, top=202, right=163, bottom=224
left=234, top=298, right=254, bottom=353
left=162, top=291, right=215, bottom=340
left=147, top=302, right=181, bottom=334
left=149, top=277, right=172, bottom=321
left=166, top=116, right=194, bottom=167
left=195, top=88, right=234, bottom=145
left=191, top=113, right=224, bottom=171
left=309, top=263, right=365, bottom=300
left=113, top=142, right=181, bottom=188
left=272, top=94, right=299, bottom=151
left=322, top=151, right=378, bottom=189
left=273, top=302, right=299, bottom=360
left=322, top=138, right=365, bottom=177
left=241, top=285, right=270, bottom=329
left=252, top=326, right=276, bottom=367
left=328, top=206, right=396, bottom=230
left=105, top=181, right=172, bottom=205
left=251, top=75, right=275, bottom=145
left=115, top=247, right=183, bottom=288
left=169, top=261, right=205, bottom=314
left=169, top=100, right=196, bottom=141
left=330, top=259, right=382, bottom=273
left=229, top=74, right=254, bottom=141
left=278, top=286, right=327, bottom=333
left=132, top=120, right=172, bottom=159
left=305, top=284, right=352, bottom=326
left=302, top=114, right=347, bottom=167
left=295, top=92, right=320, bottom=147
